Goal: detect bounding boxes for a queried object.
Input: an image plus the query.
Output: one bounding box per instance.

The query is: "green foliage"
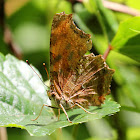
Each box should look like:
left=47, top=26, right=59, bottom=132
left=0, top=0, right=140, bottom=139
left=111, top=17, right=140, bottom=62
left=83, top=0, right=118, bottom=42
left=0, top=53, right=120, bottom=136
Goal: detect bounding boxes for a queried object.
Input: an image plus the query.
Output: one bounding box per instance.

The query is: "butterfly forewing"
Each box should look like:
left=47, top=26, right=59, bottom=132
left=50, top=12, right=92, bottom=88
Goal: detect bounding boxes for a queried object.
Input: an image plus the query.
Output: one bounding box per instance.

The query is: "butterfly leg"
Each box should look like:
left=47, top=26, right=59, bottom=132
left=32, top=104, right=59, bottom=121
left=75, top=103, right=96, bottom=114
left=59, top=104, right=72, bottom=123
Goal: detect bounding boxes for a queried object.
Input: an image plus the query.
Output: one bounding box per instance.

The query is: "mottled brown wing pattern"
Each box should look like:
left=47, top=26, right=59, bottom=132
left=61, top=54, right=114, bottom=107
left=48, top=12, right=114, bottom=123
left=32, top=12, right=114, bottom=123
left=50, top=12, right=92, bottom=89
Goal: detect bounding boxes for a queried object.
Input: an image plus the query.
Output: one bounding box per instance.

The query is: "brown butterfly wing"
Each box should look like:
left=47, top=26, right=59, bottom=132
left=50, top=12, right=114, bottom=108
left=50, top=12, right=92, bottom=89
left=62, top=54, right=114, bottom=107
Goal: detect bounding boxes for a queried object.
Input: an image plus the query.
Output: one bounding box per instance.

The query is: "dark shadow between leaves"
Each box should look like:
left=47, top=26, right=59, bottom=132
left=69, top=113, right=81, bottom=121
left=68, top=107, right=102, bottom=122
left=89, top=106, right=102, bottom=112
left=25, top=123, right=47, bottom=127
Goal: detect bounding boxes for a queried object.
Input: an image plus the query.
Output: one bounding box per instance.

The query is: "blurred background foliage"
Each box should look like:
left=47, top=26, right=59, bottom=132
left=0, top=0, right=140, bottom=140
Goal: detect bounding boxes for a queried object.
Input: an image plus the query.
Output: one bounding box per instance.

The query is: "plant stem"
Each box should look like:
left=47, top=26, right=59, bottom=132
left=103, top=44, right=113, bottom=60
left=112, top=114, right=127, bottom=140
left=103, top=0, right=140, bottom=16
left=72, top=124, right=79, bottom=139
left=0, top=127, right=7, bottom=140
left=0, top=0, right=22, bottom=59
left=76, top=0, right=140, bottom=16
left=121, top=106, right=140, bottom=113
left=109, top=80, right=127, bottom=140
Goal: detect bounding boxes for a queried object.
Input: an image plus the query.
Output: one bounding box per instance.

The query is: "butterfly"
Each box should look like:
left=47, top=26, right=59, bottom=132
left=33, top=12, right=114, bottom=123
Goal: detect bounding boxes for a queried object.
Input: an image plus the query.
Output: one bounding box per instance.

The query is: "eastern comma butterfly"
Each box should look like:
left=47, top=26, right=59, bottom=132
left=33, top=12, right=114, bottom=123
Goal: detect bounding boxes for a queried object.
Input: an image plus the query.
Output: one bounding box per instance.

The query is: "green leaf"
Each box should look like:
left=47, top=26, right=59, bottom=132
left=106, top=50, right=140, bottom=110
left=83, top=0, right=118, bottom=42
left=116, top=63, right=140, bottom=108
left=94, top=0, right=118, bottom=41
left=127, top=127, right=140, bottom=140
left=111, top=17, right=140, bottom=62
left=0, top=53, right=120, bottom=136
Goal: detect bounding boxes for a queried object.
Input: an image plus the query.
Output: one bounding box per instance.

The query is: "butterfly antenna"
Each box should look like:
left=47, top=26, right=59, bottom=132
left=43, top=63, right=49, bottom=80
left=26, top=60, right=48, bottom=88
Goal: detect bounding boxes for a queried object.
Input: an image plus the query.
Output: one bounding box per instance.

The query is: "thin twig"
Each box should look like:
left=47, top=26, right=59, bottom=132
left=0, top=128, right=8, bottom=140
left=103, top=44, right=113, bottom=60
left=76, top=0, right=140, bottom=16
left=103, top=0, right=140, bottom=16
left=4, top=27, right=22, bottom=59
left=0, top=0, right=22, bottom=59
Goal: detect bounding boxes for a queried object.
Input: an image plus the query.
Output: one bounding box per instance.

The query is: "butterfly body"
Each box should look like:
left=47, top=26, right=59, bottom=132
left=48, top=81, right=75, bottom=110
